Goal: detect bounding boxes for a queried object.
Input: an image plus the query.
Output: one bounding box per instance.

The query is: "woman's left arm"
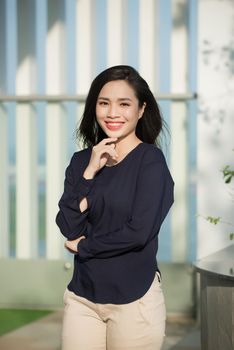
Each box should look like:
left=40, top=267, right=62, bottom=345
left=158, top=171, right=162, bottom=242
left=77, top=160, right=174, bottom=259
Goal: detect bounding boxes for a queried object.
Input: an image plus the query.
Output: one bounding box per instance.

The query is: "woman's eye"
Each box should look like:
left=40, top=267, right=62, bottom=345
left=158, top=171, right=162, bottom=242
left=120, top=103, right=130, bottom=107
left=99, top=101, right=108, bottom=106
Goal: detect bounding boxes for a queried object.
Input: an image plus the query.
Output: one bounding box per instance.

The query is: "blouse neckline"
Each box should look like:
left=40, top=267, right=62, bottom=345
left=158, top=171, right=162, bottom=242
left=104, top=142, right=144, bottom=169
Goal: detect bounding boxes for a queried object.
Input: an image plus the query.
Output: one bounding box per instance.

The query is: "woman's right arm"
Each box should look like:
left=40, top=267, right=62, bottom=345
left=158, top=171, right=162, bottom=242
left=56, top=137, right=119, bottom=242
left=55, top=153, right=96, bottom=240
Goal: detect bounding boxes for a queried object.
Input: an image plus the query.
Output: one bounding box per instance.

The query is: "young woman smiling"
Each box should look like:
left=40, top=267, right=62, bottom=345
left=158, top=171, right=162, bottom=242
left=56, top=65, right=174, bottom=350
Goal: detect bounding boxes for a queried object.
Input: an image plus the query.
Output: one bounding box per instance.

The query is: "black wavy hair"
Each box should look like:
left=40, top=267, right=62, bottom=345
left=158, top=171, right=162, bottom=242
left=76, top=65, right=168, bottom=148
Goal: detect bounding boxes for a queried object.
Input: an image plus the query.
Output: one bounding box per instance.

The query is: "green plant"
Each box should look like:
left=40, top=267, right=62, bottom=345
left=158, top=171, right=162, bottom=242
left=222, top=165, right=234, bottom=184
left=202, top=160, right=234, bottom=240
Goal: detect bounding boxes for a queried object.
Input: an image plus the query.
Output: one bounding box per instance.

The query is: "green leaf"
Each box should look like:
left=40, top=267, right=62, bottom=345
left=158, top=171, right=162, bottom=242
left=225, top=175, right=232, bottom=184
left=229, top=233, right=234, bottom=240
left=206, top=216, right=221, bottom=225
left=222, top=165, right=234, bottom=184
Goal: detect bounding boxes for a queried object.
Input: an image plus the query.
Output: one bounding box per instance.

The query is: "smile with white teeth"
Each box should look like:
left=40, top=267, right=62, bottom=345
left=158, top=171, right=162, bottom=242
left=105, top=121, right=125, bottom=130
left=106, top=122, right=124, bottom=124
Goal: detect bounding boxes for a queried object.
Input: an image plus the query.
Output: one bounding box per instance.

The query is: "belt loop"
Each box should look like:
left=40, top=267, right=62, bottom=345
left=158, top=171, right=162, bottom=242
left=156, top=271, right=161, bottom=283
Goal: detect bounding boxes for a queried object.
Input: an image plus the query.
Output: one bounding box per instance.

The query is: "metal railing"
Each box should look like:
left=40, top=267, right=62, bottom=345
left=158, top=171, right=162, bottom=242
left=0, top=93, right=197, bottom=103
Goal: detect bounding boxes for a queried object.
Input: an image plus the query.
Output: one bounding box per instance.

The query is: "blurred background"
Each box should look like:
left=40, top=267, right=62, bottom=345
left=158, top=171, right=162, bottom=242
left=0, top=0, right=233, bottom=348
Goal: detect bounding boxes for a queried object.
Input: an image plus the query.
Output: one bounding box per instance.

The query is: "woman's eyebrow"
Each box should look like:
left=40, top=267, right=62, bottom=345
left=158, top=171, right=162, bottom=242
left=118, top=98, right=132, bottom=102
left=97, top=97, right=109, bottom=101
left=97, top=97, right=132, bottom=101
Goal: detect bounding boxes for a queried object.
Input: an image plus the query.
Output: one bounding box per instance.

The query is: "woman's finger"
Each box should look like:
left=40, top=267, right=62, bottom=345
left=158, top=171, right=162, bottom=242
left=64, top=241, right=77, bottom=253
left=100, top=145, right=119, bottom=158
left=86, top=138, right=119, bottom=173
left=99, top=137, right=118, bottom=145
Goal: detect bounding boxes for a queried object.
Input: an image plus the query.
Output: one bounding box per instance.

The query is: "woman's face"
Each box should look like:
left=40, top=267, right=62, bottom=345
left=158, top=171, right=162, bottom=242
left=95, top=80, right=145, bottom=139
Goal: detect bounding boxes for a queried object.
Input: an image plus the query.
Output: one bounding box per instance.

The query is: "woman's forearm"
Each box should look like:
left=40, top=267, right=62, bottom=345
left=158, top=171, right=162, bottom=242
left=79, top=167, right=96, bottom=212
left=79, top=197, right=88, bottom=212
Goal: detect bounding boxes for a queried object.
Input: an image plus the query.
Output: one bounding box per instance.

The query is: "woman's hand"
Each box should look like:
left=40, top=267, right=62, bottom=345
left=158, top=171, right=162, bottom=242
left=84, top=138, right=119, bottom=177
left=64, top=236, right=86, bottom=253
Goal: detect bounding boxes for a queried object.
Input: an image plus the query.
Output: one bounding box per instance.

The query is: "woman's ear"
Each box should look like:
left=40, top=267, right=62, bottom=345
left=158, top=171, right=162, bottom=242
left=138, top=102, right=146, bottom=120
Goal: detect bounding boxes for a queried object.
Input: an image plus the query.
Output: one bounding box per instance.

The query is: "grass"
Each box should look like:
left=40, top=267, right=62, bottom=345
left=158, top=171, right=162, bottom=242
left=0, top=309, right=53, bottom=336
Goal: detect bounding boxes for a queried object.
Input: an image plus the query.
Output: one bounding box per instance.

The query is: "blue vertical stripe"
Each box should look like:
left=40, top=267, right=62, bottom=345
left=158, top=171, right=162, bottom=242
left=158, top=0, right=171, bottom=93
left=158, top=0, right=172, bottom=155
left=157, top=0, right=172, bottom=262
left=6, top=0, right=17, bottom=94
left=157, top=101, right=172, bottom=262
left=95, top=0, right=107, bottom=74
left=36, top=0, right=46, bottom=94
left=188, top=0, right=198, bottom=261
left=65, top=0, right=76, bottom=93
left=0, top=0, right=6, bottom=92
left=36, top=0, right=47, bottom=164
left=6, top=0, right=17, bottom=165
left=35, top=0, right=46, bottom=253
left=6, top=0, right=17, bottom=257
left=65, top=0, right=77, bottom=156
left=126, top=0, right=139, bottom=69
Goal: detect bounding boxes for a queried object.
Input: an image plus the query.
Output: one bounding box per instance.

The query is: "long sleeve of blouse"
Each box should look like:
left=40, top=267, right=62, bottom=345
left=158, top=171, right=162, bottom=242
left=55, top=154, right=95, bottom=240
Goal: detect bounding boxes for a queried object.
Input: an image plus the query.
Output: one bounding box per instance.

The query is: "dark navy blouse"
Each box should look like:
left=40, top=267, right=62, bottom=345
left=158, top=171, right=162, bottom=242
left=56, top=142, right=174, bottom=304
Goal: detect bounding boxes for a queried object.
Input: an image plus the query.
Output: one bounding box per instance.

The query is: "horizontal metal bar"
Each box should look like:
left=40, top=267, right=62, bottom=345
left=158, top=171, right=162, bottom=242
left=0, top=93, right=197, bottom=103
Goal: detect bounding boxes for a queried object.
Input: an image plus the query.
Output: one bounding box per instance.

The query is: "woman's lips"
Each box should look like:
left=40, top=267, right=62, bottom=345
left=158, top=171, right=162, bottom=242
left=105, top=122, right=125, bottom=130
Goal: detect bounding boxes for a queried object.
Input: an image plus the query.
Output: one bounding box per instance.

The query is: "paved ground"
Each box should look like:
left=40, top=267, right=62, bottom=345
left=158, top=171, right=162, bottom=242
left=163, top=318, right=200, bottom=350
left=0, top=311, right=201, bottom=350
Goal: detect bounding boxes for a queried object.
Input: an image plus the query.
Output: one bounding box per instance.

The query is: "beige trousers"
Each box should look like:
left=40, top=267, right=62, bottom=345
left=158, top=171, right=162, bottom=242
left=62, top=272, right=166, bottom=350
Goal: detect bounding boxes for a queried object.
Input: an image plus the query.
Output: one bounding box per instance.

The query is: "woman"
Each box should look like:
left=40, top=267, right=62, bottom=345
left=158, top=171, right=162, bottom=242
left=56, top=65, right=174, bottom=350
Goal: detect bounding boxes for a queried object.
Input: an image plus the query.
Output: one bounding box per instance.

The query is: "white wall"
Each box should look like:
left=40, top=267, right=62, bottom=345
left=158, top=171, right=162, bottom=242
left=197, top=0, right=234, bottom=259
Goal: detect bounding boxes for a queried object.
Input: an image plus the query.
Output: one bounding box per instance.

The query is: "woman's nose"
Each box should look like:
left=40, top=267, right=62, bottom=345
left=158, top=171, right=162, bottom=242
left=108, top=104, right=119, bottom=117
